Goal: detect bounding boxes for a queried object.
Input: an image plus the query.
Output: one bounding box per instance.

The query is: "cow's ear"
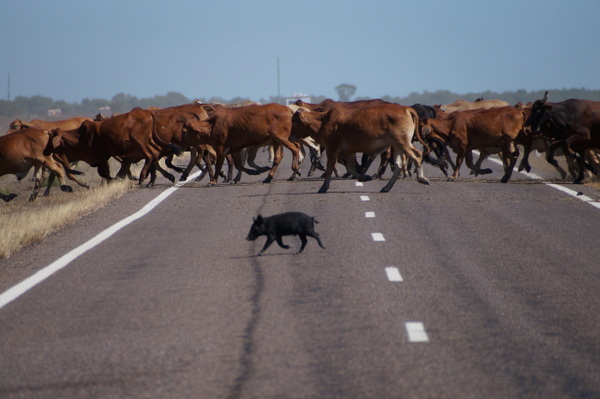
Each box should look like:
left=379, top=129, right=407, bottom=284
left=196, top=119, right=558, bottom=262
left=254, top=215, right=263, bottom=224
left=51, top=132, right=62, bottom=149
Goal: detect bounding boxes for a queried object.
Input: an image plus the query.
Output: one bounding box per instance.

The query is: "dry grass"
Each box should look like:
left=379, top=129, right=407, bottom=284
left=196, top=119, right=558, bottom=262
left=0, top=179, right=135, bottom=259
left=0, top=161, right=137, bottom=259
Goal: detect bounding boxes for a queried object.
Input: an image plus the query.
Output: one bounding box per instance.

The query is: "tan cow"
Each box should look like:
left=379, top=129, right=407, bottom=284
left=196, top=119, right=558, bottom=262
left=437, top=98, right=510, bottom=113
left=291, top=102, right=430, bottom=193
left=6, top=116, right=91, bottom=134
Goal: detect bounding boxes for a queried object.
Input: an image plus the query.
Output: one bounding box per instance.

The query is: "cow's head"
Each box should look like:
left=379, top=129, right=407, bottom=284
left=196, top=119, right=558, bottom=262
left=419, top=118, right=433, bottom=137
left=291, top=109, right=322, bottom=140
left=6, top=119, right=27, bottom=134
left=525, top=91, right=552, bottom=133
left=181, top=118, right=212, bottom=147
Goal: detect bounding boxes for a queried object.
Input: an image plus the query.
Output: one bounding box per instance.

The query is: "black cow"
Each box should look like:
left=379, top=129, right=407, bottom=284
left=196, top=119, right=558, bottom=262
left=524, top=91, right=600, bottom=183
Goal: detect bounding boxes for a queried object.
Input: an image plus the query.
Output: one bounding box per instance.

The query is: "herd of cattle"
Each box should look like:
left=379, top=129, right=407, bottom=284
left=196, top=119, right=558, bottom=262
left=1, top=91, right=600, bottom=202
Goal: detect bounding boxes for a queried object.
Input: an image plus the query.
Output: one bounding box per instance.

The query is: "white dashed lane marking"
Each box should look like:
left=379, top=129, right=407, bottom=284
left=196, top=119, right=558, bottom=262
left=355, top=182, right=364, bottom=187
left=385, top=267, right=403, bottom=282
left=358, top=192, right=429, bottom=344
left=371, top=233, right=385, bottom=242
left=405, top=322, right=429, bottom=342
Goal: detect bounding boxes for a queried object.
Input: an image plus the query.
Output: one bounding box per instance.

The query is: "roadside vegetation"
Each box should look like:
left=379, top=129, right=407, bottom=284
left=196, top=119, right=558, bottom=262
left=0, top=161, right=136, bottom=259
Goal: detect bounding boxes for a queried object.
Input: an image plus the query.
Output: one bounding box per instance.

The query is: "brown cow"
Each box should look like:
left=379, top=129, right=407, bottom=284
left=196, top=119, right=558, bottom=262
left=0, top=128, right=73, bottom=201
left=189, top=103, right=301, bottom=186
left=291, top=102, right=430, bottom=193
left=6, top=116, right=91, bottom=134
left=49, top=105, right=208, bottom=186
left=420, top=106, right=524, bottom=182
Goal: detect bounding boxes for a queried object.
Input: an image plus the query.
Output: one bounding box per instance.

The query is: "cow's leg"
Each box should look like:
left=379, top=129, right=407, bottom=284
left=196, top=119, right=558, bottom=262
left=155, top=159, right=176, bottom=183
left=380, top=152, right=404, bottom=193
left=318, top=148, right=339, bottom=193
left=470, top=150, right=488, bottom=176
left=208, top=148, right=227, bottom=186
left=404, top=144, right=430, bottom=186
left=518, top=140, right=534, bottom=173
left=500, top=142, right=519, bottom=183
left=29, top=166, right=43, bottom=201
left=270, top=138, right=301, bottom=182
left=41, top=159, right=74, bottom=197
left=43, top=171, right=56, bottom=197
left=232, top=150, right=248, bottom=184
left=138, top=156, right=155, bottom=186
left=180, top=147, right=200, bottom=181
left=247, top=146, right=271, bottom=173
left=164, top=153, right=185, bottom=173
left=465, top=150, right=493, bottom=176
left=373, top=149, right=392, bottom=178
left=116, top=160, right=132, bottom=180
left=426, top=138, right=449, bottom=176
left=343, top=152, right=372, bottom=182
left=447, top=148, right=466, bottom=181
left=263, top=144, right=283, bottom=183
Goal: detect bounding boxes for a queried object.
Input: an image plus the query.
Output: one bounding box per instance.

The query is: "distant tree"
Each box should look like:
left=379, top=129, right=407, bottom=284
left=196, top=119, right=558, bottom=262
left=0, top=99, right=21, bottom=117
left=13, top=95, right=54, bottom=116
left=111, top=93, right=138, bottom=114
left=335, top=84, right=357, bottom=102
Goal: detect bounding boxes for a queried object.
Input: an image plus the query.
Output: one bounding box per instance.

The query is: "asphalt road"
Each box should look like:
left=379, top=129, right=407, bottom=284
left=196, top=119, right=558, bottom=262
left=1, top=153, right=600, bottom=398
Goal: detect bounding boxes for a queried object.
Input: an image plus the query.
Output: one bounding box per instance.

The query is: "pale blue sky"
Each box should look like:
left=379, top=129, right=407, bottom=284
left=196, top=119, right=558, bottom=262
left=1, top=0, right=599, bottom=103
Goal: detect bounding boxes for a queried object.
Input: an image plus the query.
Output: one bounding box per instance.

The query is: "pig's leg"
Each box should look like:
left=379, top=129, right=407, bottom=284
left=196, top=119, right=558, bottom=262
left=276, top=236, right=290, bottom=249
left=308, top=232, right=325, bottom=249
left=258, top=237, right=275, bottom=255
left=298, top=235, right=308, bottom=253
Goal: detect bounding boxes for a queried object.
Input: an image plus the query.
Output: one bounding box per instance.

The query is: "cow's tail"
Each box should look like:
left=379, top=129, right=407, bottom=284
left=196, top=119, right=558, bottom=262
left=408, top=107, right=431, bottom=157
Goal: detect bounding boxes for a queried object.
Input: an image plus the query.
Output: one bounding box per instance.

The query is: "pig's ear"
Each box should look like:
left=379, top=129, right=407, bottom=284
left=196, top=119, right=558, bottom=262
left=254, top=215, right=263, bottom=224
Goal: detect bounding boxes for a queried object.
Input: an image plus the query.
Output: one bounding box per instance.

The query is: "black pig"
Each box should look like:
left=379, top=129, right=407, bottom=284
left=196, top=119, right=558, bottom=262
left=246, top=212, right=325, bottom=255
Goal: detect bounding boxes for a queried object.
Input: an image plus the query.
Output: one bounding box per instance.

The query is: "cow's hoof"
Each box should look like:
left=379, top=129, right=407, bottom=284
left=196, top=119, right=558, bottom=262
left=263, top=176, right=273, bottom=183
left=418, top=177, right=431, bottom=186
left=60, top=185, right=73, bottom=193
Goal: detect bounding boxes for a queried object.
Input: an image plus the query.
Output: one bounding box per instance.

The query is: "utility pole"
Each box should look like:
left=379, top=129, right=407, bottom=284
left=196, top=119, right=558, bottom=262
left=7, top=72, right=10, bottom=101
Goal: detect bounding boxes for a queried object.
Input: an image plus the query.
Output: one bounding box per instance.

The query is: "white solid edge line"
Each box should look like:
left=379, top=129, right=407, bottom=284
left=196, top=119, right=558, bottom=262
left=484, top=154, right=600, bottom=210
left=0, top=171, right=203, bottom=311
